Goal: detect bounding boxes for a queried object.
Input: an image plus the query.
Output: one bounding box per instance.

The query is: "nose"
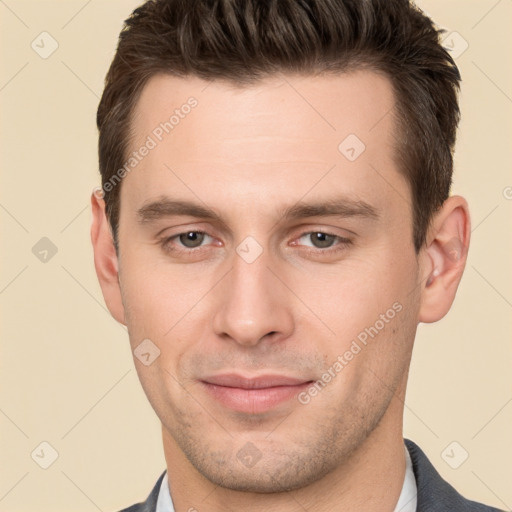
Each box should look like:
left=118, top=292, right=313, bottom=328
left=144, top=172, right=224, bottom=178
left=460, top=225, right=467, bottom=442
left=212, top=249, right=295, bottom=347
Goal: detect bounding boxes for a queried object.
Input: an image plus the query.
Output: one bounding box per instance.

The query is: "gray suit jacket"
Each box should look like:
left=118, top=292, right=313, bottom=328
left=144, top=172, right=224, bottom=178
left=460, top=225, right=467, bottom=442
left=119, top=439, right=504, bottom=511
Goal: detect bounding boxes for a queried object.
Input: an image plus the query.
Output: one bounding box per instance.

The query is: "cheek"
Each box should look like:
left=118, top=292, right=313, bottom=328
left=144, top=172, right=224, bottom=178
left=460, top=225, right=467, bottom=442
left=319, top=286, right=417, bottom=401
left=118, top=252, right=220, bottom=377
left=119, top=259, right=197, bottom=409
left=120, top=249, right=193, bottom=318
left=293, top=251, right=415, bottom=339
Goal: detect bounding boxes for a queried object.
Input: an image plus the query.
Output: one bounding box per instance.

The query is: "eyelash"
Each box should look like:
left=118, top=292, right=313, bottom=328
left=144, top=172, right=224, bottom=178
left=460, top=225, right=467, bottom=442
left=158, top=230, right=352, bottom=257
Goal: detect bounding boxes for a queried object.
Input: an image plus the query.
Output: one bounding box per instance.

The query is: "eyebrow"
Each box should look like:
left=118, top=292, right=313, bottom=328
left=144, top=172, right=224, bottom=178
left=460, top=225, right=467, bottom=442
left=136, top=196, right=379, bottom=225
left=282, top=197, right=379, bottom=221
left=137, top=199, right=219, bottom=224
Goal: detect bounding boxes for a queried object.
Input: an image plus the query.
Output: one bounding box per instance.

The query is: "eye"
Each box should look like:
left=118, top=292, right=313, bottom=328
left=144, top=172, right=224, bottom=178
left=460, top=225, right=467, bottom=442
left=162, top=231, right=214, bottom=251
left=296, top=232, right=349, bottom=250
left=178, top=231, right=209, bottom=248
left=300, top=232, right=337, bottom=249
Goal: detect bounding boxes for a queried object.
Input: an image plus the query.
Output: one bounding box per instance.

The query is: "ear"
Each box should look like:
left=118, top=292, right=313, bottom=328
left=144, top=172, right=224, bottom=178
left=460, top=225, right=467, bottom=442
left=90, top=188, right=126, bottom=325
left=418, top=195, right=470, bottom=323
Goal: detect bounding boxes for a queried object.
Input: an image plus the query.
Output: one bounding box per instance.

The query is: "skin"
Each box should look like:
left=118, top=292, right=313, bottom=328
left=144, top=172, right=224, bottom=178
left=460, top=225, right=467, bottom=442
left=91, top=70, right=470, bottom=512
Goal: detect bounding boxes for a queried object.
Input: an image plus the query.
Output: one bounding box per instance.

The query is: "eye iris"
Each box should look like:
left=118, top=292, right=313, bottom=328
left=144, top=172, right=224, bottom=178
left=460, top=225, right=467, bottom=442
left=311, top=232, right=335, bottom=248
left=179, top=232, right=204, bottom=248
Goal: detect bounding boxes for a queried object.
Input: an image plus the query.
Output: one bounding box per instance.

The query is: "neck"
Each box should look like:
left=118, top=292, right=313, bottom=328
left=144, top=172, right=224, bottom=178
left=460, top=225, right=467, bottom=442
left=162, top=404, right=406, bottom=512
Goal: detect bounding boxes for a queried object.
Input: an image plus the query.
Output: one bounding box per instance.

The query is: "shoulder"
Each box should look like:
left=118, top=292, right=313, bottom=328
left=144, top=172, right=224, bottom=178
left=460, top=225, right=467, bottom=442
left=405, top=439, right=504, bottom=512
left=116, top=471, right=166, bottom=512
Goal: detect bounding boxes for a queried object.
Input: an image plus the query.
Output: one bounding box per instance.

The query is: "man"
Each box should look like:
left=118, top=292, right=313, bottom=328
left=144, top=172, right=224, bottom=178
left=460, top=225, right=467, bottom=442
left=90, top=0, right=503, bottom=511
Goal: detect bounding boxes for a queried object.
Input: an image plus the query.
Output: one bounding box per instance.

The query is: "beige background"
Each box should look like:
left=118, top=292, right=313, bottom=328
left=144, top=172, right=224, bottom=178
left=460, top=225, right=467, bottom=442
left=1, top=1, right=511, bottom=511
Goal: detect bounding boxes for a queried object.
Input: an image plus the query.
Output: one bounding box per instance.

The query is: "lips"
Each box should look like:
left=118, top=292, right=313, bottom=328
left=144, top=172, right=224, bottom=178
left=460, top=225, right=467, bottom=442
left=203, top=374, right=310, bottom=389
left=200, top=373, right=313, bottom=414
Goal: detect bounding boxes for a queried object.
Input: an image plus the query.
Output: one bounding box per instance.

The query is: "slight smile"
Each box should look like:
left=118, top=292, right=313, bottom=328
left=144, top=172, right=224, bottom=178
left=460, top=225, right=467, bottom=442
left=200, top=374, right=314, bottom=414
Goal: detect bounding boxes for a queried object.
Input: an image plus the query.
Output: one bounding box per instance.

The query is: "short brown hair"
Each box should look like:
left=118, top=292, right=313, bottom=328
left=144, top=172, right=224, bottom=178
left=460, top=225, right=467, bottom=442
left=97, top=0, right=461, bottom=252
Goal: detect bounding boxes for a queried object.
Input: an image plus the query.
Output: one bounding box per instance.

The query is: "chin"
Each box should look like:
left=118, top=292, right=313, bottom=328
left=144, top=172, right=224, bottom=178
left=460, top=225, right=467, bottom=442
left=192, top=457, right=334, bottom=494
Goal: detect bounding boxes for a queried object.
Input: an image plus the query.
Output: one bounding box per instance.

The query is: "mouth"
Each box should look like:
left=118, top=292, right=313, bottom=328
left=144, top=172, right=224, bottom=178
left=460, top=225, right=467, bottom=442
left=199, top=374, right=314, bottom=414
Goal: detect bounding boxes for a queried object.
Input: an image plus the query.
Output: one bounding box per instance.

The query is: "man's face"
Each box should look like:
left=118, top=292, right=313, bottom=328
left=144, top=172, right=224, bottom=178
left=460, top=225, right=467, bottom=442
left=116, top=71, right=422, bottom=491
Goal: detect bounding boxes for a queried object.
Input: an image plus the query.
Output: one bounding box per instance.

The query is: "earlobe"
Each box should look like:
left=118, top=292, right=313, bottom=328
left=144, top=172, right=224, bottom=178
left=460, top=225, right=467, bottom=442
left=418, top=196, right=470, bottom=323
left=90, top=188, right=126, bottom=325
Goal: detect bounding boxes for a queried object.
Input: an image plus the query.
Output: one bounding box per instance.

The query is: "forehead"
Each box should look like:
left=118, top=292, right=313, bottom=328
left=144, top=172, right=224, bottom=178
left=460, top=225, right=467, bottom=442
left=131, top=70, right=396, bottom=148
left=123, top=70, right=407, bottom=221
